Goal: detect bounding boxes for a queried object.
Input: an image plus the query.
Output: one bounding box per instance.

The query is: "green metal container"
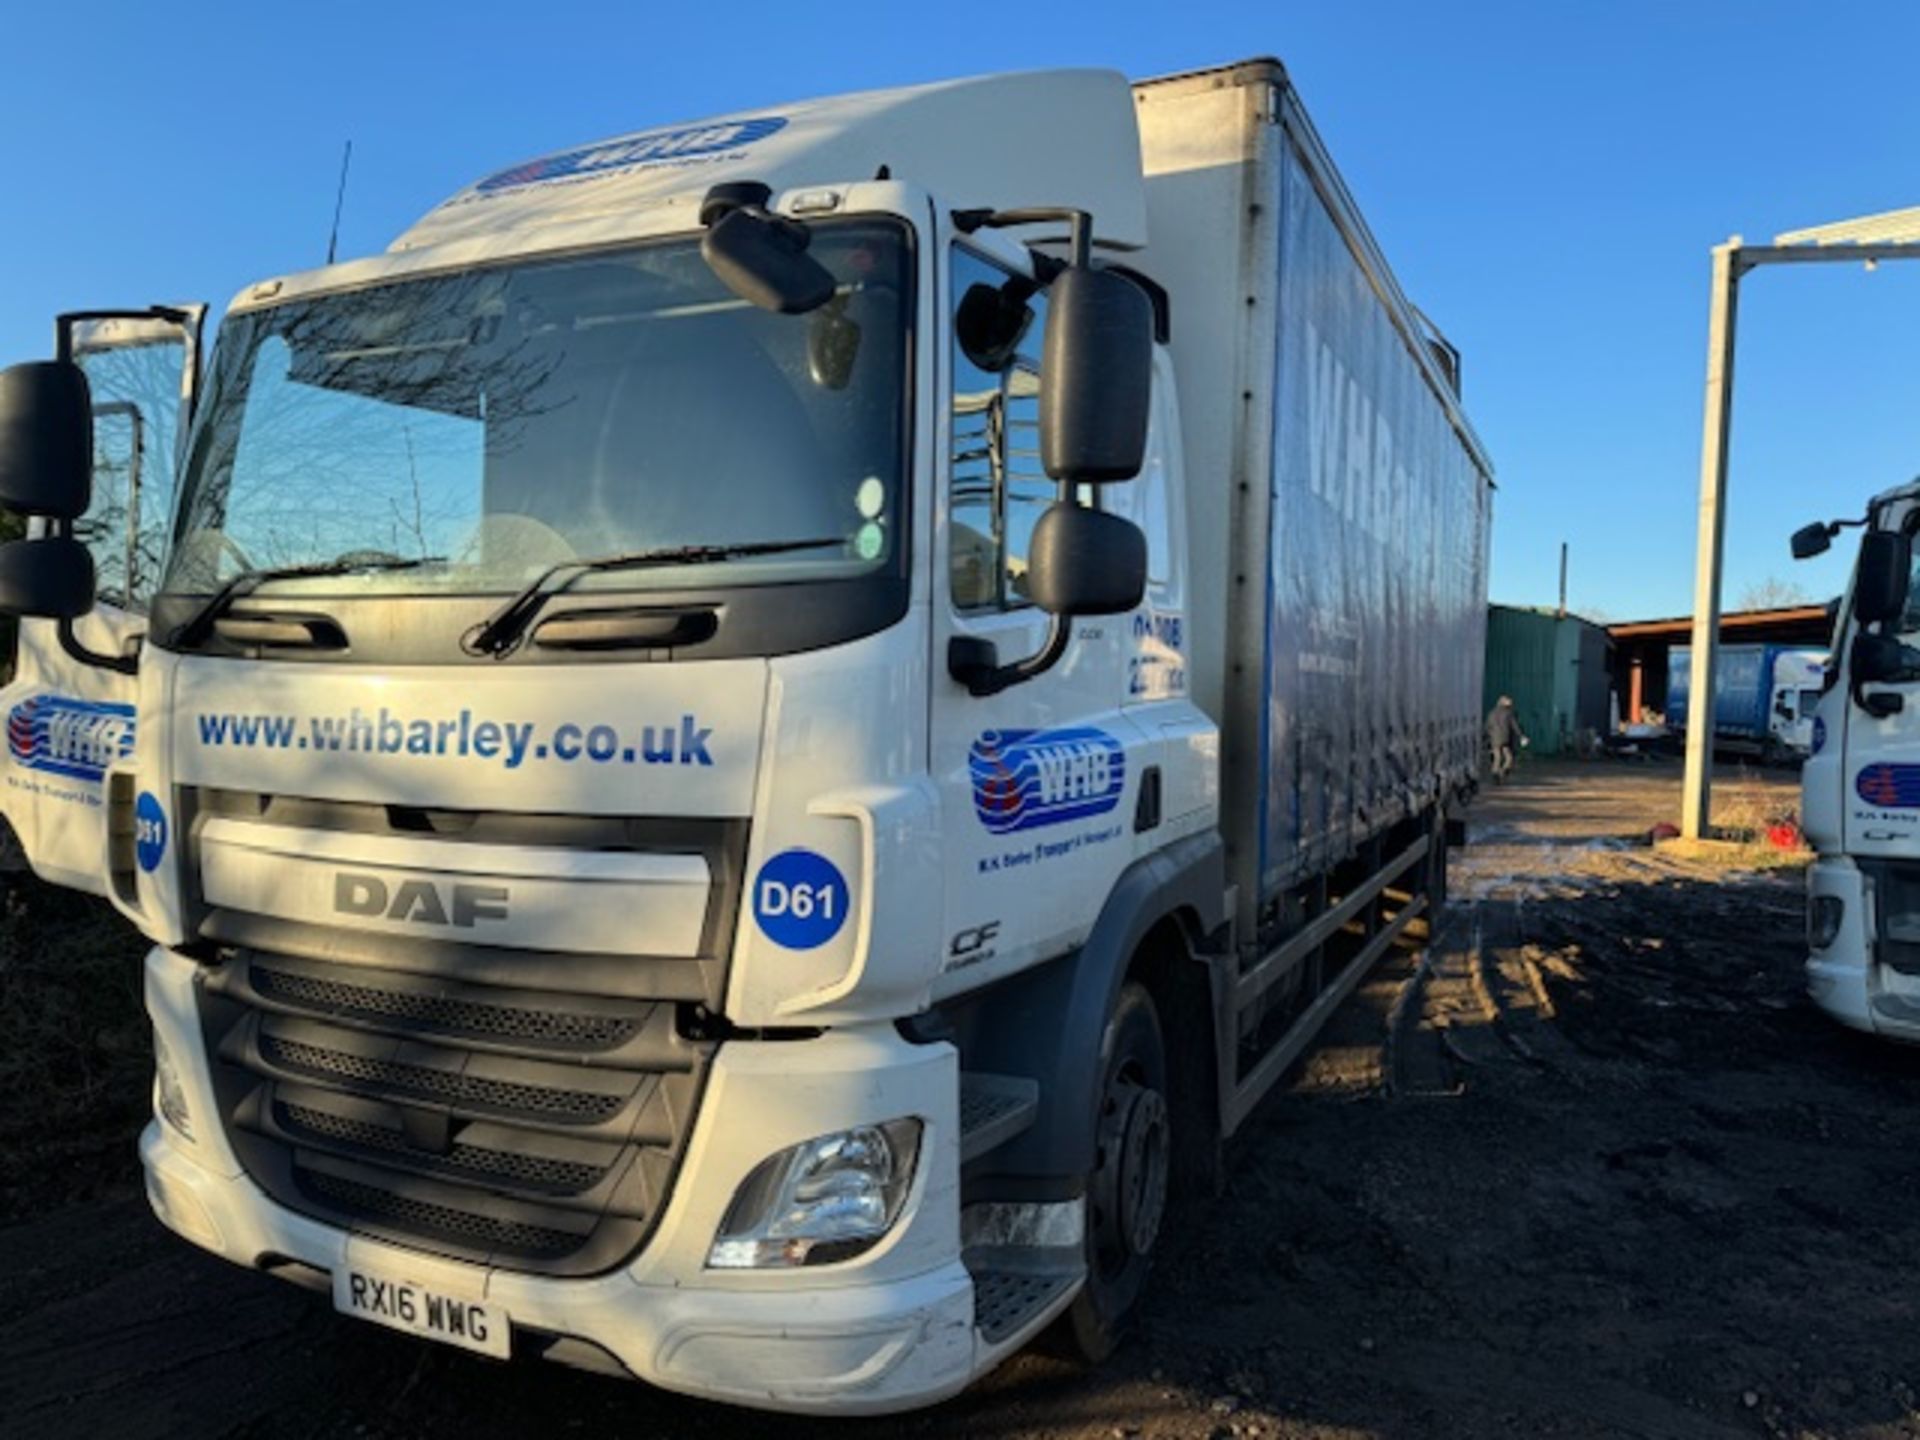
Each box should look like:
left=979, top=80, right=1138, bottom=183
left=1482, top=605, right=1609, bottom=757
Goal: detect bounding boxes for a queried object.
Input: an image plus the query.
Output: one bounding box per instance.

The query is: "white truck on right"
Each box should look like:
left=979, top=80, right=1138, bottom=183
left=1792, top=487, right=1920, bottom=1038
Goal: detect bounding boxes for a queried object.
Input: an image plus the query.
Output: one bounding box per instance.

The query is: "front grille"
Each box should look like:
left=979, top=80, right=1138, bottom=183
left=259, top=1034, right=630, bottom=1122
left=301, top=1171, right=586, bottom=1259
left=253, top=964, right=642, bottom=1050
left=188, top=799, right=743, bottom=1277
left=202, top=951, right=714, bottom=1277
left=1865, top=859, right=1920, bottom=975
left=279, top=1104, right=611, bottom=1194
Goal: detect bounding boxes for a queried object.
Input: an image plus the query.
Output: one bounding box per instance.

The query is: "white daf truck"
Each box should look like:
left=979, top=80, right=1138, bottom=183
left=1793, top=487, right=1920, bottom=1040
left=0, top=60, right=1491, bottom=1412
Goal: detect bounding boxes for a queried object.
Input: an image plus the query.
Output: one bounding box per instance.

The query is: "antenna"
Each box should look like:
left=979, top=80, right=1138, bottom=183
left=326, top=140, right=354, bottom=265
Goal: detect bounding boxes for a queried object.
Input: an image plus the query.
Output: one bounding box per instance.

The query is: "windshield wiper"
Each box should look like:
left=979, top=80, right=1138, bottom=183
left=461, top=536, right=846, bottom=659
left=169, top=555, right=444, bottom=650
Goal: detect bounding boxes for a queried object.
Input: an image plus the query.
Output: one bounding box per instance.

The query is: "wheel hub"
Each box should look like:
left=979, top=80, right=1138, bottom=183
left=1117, top=1085, right=1169, bottom=1257
left=1093, top=1073, right=1170, bottom=1265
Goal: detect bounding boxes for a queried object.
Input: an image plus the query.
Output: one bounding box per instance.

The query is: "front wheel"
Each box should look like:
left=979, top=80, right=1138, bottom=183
left=1056, top=981, right=1171, bottom=1362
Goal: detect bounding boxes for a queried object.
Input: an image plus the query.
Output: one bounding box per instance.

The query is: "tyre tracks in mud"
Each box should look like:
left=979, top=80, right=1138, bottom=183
left=1349, top=832, right=1920, bottom=1439
left=1385, top=889, right=1570, bottom=1099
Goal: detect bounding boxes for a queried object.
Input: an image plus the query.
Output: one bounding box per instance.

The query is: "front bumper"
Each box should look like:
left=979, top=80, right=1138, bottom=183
left=1804, top=857, right=1920, bottom=1043
left=143, top=945, right=982, bottom=1414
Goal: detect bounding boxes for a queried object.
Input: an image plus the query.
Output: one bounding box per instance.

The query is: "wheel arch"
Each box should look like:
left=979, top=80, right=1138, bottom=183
left=946, top=830, right=1226, bottom=1194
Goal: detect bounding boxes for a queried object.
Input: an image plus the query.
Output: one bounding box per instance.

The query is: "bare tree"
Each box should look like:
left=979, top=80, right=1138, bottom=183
left=1736, top=576, right=1812, bottom=612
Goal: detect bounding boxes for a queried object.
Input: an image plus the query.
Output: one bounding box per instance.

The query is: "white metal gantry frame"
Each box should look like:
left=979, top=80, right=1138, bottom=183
left=1682, top=208, right=1920, bottom=839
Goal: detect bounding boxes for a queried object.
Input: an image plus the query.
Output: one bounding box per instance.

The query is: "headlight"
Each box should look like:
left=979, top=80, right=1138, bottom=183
left=1809, top=894, right=1844, bottom=951
left=707, top=1119, right=921, bottom=1269
left=153, top=1030, right=193, bottom=1141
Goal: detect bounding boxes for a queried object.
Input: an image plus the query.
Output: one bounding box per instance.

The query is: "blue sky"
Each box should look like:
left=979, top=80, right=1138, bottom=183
left=1, top=0, right=1914, bottom=620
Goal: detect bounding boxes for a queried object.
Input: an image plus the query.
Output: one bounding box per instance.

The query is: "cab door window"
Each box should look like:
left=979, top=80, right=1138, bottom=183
left=70, top=330, right=192, bottom=612
left=949, top=246, right=1052, bottom=612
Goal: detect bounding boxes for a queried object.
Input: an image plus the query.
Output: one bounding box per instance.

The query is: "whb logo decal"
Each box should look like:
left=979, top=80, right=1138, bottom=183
left=1856, top=763, right=1920, bottom=808
left=754, top=849, right=849, bottom=950
left=476, top=116, right=788, bottom=192
left=7, top=695, right=135, bottom=783
left=1812, top=715, right=1827, bottom=755
left=969, top=727, right=1126, bottom=835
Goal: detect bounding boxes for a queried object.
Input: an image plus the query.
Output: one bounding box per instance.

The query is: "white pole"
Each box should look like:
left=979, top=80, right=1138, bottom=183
left=1682, top=239, right=1742, bottom=840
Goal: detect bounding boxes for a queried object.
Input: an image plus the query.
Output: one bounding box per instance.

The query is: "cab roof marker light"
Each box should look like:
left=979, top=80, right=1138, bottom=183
left=788, top=189, right=843, bottom=216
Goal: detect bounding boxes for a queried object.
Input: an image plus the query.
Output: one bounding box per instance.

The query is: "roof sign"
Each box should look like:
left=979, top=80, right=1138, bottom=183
left=475, top=116, right=789, bottom=194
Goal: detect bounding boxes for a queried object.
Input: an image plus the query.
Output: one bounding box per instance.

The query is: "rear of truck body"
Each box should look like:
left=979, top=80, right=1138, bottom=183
left=0, top=59, right=1489, bottom=1413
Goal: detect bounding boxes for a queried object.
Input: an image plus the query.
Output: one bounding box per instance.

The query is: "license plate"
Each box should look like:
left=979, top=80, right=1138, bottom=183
left=332, top=1265, right=509, bottom=1359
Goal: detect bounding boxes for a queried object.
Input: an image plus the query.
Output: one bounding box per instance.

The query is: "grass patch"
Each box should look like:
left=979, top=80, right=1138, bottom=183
left=0, top=874, right=153, bottom=1220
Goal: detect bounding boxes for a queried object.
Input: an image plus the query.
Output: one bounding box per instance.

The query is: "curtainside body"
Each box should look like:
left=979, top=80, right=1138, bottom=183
left=1137, top=64, right=1492, bottom=955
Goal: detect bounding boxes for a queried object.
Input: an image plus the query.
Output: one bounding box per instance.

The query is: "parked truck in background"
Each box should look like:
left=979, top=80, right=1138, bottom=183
left=1667, top=643, right=1827, bottom=763
left=1793, top=489, right=1920, bottom=1042
left=0, top=59, right=1491, bottom=1412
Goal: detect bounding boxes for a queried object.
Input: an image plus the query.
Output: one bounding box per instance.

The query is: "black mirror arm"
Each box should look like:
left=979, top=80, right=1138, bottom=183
left=948, top=616, right=1073, bottom=698
left=952, top=207, right=1094, bottom=268
left=57, top=612, right=139, bottom=676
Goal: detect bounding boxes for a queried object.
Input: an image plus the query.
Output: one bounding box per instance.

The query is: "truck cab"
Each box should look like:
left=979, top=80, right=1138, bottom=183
left=1769, top=649, right=1827, bottom=759
left=1795, top=482, right=1920, bottom=1038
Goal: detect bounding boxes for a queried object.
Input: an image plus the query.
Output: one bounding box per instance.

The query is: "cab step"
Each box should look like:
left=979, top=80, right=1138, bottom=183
left=965, top=1250, right=1081, bottom=1347
left=959, top=1072, right=1039, bottom=1164
left=1871, top=992, right=1920, bottom=1025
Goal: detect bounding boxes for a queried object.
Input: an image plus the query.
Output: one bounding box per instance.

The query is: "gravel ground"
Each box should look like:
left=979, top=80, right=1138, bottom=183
left=6, top=757, right=1920, bottom=1439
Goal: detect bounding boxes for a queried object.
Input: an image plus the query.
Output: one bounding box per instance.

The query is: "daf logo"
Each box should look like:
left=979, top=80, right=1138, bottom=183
left=334, top=872, right=510, bottom=928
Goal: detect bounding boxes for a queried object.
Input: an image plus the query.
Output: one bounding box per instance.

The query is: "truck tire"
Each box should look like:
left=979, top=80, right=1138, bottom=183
left=1054, top=980, right=1171, bottom=1363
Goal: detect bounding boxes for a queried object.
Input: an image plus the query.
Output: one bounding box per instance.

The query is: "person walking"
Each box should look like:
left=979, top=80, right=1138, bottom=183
left=1486, top=696, right=1529, bottom=784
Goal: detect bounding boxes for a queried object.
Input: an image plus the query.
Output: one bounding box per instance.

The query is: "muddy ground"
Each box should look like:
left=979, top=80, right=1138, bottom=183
left=6, top=757, right=1920, bottom=1438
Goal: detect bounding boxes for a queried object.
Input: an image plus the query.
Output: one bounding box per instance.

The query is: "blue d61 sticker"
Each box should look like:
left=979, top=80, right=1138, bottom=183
left=135, top=791, right=168, bottom=873
left=754, top=848, right=849, bottom=950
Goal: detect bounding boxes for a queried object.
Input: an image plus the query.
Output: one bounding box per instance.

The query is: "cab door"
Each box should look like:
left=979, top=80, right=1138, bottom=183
left=1839, top=511, right=1920, bottom=858
left=928, top=239, right=1155, bottom=993
left=1, top=307, right=204, bottom=892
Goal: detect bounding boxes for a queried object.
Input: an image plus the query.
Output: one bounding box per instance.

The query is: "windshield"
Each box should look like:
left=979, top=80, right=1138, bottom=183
left=165, top=221, right=910, bottom=603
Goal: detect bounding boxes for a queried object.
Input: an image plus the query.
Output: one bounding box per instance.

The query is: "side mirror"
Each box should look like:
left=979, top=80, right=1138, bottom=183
left=700, top=201, right=836, bottom=316
left=0, top=535, right=96, bottom=618
left=1852, top=629, right=1914, bottom=685
left=1025, top=503, right=1146, bottom=616
left=1791, top=522, right=1832, bottom=560
left=1040, top=267, right=1152, bottom=483
left=0, top=361, right=92, bottom=520
left=1855, top=530, right=1912, bottom=624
